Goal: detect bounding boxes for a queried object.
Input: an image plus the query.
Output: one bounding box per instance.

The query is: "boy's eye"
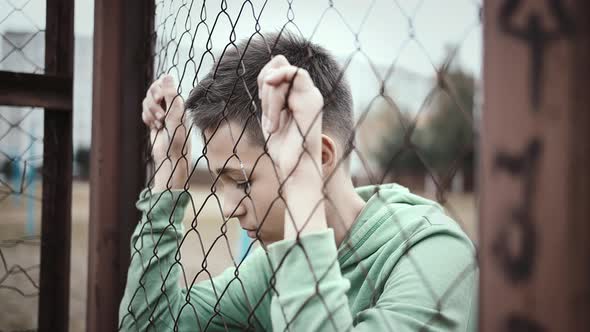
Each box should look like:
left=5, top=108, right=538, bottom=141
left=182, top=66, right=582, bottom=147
left=236, top=181, right=250, bottom=190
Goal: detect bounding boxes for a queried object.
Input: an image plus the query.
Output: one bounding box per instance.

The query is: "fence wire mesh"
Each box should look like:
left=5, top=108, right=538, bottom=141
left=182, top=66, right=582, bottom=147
left=0, top=106, right=44, bottom=331
left=0, top=0, right=46, bottom=74
left=120, top=1, right=482, bottom=331
left=0, top=1, right=45, bottom=330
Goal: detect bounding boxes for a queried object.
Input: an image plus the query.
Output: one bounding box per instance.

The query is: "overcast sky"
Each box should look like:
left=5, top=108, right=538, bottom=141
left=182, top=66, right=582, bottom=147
left=152, top=0, right=482, bottom=77
left=1, top=0, right=482, bottom=76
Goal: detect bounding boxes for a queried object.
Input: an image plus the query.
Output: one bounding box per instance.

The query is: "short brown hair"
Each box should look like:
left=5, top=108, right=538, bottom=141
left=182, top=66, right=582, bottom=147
left=186, top=31, right=354, bottom=164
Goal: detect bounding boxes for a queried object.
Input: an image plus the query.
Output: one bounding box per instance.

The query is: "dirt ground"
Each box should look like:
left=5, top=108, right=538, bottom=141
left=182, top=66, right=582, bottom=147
left=0, top=181, right=476, bottom=331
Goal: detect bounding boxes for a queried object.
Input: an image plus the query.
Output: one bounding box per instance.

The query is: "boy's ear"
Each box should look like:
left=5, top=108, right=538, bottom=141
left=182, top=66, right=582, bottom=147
left=321, top=134, right=337, bottom=175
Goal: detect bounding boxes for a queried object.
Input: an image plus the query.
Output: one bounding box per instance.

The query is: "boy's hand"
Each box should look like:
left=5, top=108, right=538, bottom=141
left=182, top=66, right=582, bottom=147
left=257, top=55, right=324, bottom=182
left=258, top=55, right=327, bottom=238
left=142, top=75, right=192, bottom=190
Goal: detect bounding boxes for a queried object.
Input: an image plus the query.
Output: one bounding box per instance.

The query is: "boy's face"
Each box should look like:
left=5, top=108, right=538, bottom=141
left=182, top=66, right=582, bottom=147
left=204, top=121, right=286, bottom=245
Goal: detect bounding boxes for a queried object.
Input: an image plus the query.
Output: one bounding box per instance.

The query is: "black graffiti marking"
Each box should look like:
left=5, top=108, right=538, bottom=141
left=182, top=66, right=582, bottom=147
left=505, top=313, right=546, bottom=332
left=494, top=139, right=541, bottom=204
left=498, top=0, right=575, bottom=110
left=492, top=206, right=537, bottom=283
left=492, top=139, right=542, bottom=283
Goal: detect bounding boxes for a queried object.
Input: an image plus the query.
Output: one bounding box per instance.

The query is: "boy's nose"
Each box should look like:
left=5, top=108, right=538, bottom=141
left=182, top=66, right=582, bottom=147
left=223, top=204, right=246, bottom=220
left=222, top=189, right=247, bottom=220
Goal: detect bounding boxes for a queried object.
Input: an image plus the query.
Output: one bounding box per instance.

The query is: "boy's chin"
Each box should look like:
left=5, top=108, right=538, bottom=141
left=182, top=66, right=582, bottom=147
left=259, top=235, right=284, bottom=247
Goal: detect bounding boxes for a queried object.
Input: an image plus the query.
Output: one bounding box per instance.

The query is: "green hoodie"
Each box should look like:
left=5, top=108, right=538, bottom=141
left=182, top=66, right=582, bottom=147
left=119, top=183, right=478, bottom=331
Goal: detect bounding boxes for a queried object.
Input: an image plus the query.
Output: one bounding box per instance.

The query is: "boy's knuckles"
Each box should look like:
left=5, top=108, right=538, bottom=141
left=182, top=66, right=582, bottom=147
left=312, top=87, right=323, bottom=99
left=142, top=99, right=151, bottom=111
left=257, top=69, right=267, bottom=85
left=296, top=69, right=313, bottom=86
left=297, top=67, right=309, bottom=77
left=149, top=83, right=160, bottom=95
left=142, top=111, right=152, bottom=125
left=272, top=54, right=289, bottom=65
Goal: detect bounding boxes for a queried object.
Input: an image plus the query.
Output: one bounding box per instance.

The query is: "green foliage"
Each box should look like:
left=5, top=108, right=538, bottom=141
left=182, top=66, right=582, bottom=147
left=375, top=62, right=476, bottom=179
left=375, top=110, right=426, bottom=175
left=424, top=69, right=475, bottom=172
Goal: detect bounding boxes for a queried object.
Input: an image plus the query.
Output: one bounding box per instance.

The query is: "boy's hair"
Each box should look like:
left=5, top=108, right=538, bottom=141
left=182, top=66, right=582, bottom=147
left=186, top=31, right=354, bottom=168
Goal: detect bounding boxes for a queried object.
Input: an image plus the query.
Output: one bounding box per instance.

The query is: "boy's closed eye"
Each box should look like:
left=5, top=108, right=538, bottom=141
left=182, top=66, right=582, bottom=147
left=213, top=166, right=252, bottom=191
left=215, top=174, right=251, bottom=192
left=235, top=180, right=250, bottom=190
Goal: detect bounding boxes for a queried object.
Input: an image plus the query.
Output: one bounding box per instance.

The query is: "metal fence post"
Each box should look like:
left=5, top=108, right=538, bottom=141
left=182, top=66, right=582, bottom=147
left=480, top=0, right=590, bottom=330
left=38, top=0, right=74, bottom=331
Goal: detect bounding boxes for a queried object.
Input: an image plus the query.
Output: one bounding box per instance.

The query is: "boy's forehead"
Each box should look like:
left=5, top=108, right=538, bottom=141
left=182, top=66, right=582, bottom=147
left=204, top=122, right=262, bottom=166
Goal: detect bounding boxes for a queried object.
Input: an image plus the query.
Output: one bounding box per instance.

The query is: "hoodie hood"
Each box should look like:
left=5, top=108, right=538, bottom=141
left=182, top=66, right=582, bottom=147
left=336, top=183, right=445, bottom=269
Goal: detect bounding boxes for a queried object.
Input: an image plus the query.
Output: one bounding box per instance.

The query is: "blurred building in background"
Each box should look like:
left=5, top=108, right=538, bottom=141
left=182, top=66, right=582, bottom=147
left=0, top=30, right=92, bottom=178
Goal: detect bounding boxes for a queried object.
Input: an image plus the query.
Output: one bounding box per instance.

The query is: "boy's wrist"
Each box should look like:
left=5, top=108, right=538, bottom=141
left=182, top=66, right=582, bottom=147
left=153, top=156, right=190, bottom=191
left=282, top=159, right=327, bottom=239
left=281, top=155, right=322, bottom=183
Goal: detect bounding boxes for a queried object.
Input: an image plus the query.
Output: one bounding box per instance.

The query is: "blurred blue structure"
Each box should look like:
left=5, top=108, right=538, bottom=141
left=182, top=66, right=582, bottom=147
left=26, top=164, right=37, bottom=235
left=8, top=154, right=37, bottom=235
left=238, top=229, right=251, bottom=262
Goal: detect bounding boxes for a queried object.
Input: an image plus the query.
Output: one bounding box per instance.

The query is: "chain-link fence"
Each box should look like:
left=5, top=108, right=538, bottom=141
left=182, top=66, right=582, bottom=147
left=0, top=0, right=73, bottom=331
left=0, top=0, right=46, bottom=74
left=0, top=105, right=44, bottom=331
left=0, top=1, right=46, bottom=329
left=4, top=0, right=587, bottom=331
left=119, top=1, right=481, bottom=331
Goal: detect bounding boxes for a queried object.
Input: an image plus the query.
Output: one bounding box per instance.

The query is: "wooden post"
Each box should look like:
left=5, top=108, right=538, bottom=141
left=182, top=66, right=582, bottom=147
left=87, top=0, right=154, bottom=331
left=480, top=0, right=590, bottom=330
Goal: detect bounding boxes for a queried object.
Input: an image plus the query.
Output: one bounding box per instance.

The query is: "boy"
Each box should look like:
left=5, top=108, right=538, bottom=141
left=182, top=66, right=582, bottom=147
left=119, top=32, right=477, bottom=331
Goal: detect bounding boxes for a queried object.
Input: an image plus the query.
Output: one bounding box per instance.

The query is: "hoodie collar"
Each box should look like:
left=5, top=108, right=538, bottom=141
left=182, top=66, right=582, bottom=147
left=336, top=183, right=441, bottom=268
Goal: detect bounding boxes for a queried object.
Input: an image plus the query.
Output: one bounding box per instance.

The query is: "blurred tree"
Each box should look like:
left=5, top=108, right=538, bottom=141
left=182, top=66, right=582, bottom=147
left=74, top=146, right=91, bottom=179
left=374, top=107, right=426, bottom=176
left=375, top=48, right=476, bottom=191
left=0, top=159, right=15, bottom=178
left=426, top=66, right=475, bottom=172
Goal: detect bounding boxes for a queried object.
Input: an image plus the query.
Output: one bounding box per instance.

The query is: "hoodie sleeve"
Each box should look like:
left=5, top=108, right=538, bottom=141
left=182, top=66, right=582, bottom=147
left=267, top=227, right=477, bottom=332
left=118, top=188, right=270, bottom=332
left=267, top=228, right=353, bottom=331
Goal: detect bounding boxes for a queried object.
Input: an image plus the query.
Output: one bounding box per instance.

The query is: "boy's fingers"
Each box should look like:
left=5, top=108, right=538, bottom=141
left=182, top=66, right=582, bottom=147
left=261, top=81, right=271, bottom=135
left=142, top=107, right=157, bottom=129
left=160, top=75, right=179, bottom=107
left=163, top=94, right=185, bottom=125
left=158, top=75, right=187, bottom=126
left=257, top=55, right=290, bottom=98
left=258, top=55, right=291, bottom=135
left=279, top=108, right=289, bottom=131
left=265, top=65, right=312, bottom=89
left=149, top=104, right=166, bottom=121
left=264, top=65, right=297, bottom=84
left=269, top=54, right=289, bottom=70
left=148, top=79, right=165, bottom=104
left=267, top=82, right=288, bottom=134
left=257, top=66, right=269, bottom=98
left=150, top=84, right=164, bottom=104
left=142, top=99, right=154, bottom=122
left=145, top=93, right=166, bottom=120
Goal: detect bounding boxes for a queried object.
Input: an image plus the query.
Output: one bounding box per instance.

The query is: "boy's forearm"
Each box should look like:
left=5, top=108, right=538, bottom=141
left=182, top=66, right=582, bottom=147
left=153, top=157, right=190, bottom=191
left=283, top=158, right=327, bottom=239
left=119, top=189, right=189, bottom=330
